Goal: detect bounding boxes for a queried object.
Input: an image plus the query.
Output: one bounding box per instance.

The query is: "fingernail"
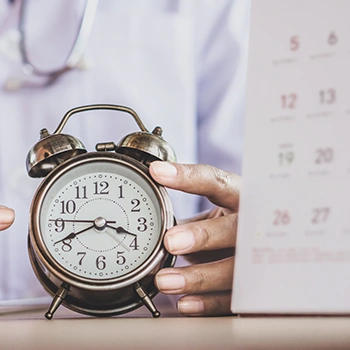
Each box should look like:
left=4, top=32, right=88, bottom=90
left=178, top=297, right=204, bottom=315
left=166, top=231, right=195, bottom=253
left=0, top=206, right=15, bottom=222
left=151, top=162, right=177, bottom=177
left=0, top=206, right=15, bottom=229
left=155, top=272, right=185, bottom=292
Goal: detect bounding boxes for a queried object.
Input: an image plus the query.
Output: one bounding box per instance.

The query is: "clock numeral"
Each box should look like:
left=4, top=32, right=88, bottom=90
left=54, top=218, right=65, bottom=232
left=77, top=252, right=86, bottom=265
left=61, top=239, right=72, bottom=252
left=137, top=217, right=147, bottom=232
left=131, top=199, right=140, bottom=212
left=118, top=185, right=124, bottom=199
left=311, top=207, right=330, bottom=224
left=60, top=200, right=76, bottom=214
left=93, top=181, right=109, bottom=195
left=75, top=185, right=87, bottom=199
left=116, top=251, right=126, bottom=265
left=129, top=237, right=139, bottom=250
left=96, top=255, right=106, bottom=270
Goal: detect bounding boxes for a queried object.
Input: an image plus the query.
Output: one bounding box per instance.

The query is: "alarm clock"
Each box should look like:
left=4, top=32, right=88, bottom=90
left=26, top=104, right=177, bottom=319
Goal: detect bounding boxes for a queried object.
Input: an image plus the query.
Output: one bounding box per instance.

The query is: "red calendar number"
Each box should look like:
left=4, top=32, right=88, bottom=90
left=319, top=88, right=336, bottom=104
left=281, top=93, right=297, bottom=109
left=328, top=31, right=338, bottom=45
left=290, top=35, right=299, bottom=51
left=311, top=207, right=330, bottom=224
left=315, top=148, right=333, bottom=164
left=273, top=210, right=291, bottom=226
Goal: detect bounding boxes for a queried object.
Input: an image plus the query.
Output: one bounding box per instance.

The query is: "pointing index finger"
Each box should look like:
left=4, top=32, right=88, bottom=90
left=149, top=162, right=240, bottom=211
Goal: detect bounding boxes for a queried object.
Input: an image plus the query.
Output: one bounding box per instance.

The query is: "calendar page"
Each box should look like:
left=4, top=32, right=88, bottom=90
left=231, top=0, right=350, bottom=314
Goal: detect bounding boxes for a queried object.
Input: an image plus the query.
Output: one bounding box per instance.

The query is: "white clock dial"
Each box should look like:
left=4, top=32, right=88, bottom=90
left=38, top=159, right=163, bottom=281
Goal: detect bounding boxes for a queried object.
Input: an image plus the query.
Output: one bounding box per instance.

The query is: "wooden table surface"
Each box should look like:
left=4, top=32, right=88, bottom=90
left=1, top=304, right=349, bottom=350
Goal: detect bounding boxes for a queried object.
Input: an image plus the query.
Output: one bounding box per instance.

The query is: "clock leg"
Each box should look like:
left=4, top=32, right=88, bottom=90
left=134, top=283, right=160, bottom=318
left=45, top=283, right=70, bottom=320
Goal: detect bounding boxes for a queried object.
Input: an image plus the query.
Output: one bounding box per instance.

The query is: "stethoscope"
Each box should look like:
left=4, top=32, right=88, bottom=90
left=4, top=0, right=99, bottom=91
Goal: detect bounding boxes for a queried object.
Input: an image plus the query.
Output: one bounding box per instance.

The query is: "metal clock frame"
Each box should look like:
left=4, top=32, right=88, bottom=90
left=26, top=104, right=177, bottom=319
left=28, top=152, right=175, bottom=318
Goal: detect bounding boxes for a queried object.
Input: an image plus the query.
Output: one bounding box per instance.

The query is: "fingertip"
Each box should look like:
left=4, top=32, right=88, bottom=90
left=155, top=269, right=186, bottom=294
left=164, top=229, right=195, bottom=255
left=178, top=292, right=233, bottom=317
left=0, top=206, right=15, bottom=231
left=177, top=296, right=204, bottom=316
left=150, top=161, right=178, bottom=180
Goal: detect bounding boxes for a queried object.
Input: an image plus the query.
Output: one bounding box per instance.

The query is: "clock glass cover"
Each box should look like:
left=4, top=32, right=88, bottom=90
left=37, top=157, right=163, bottom=282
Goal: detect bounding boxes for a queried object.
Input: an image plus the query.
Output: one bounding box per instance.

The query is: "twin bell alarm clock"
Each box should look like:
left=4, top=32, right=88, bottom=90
left=26, top=104, right=177, bottom=319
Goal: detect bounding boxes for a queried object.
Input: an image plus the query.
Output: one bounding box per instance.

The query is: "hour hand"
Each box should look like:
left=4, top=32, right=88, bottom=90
left=54, top=225, right=94, bottom=245
left=105, top=224, right=137, bottom=237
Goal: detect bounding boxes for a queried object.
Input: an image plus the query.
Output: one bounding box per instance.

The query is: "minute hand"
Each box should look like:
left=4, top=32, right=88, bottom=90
left=105, top=224, right=137, bottom=237
left=49, top=219, right=116, bottom=224
left=54, top=225, right=94, bottom=245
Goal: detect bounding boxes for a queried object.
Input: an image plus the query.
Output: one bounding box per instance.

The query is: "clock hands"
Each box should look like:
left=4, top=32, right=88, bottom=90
left=52, top=217, right=110, bottom=245
left=53, top=217, right=137, bottom=252
left=105, top=224, right=138, bottom=252
left=105, top=224, right=137, bottom=237
left=54, top=224, right=94, bottom=245
left=105, top=230, right=130, bottom=252
left=49, top=219, right=117, bottom=224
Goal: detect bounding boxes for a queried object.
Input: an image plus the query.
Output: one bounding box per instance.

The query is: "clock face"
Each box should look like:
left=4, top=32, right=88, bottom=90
left=37, top=156, right=164, bottom=281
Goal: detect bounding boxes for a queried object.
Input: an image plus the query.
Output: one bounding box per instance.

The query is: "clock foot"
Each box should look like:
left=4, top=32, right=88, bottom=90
left=45, top=283, right=70, bottom=320
left=134, top=283, right=160, bottom=318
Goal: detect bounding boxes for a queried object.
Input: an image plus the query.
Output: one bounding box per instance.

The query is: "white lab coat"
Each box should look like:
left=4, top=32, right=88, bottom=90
left=0, top=0, right=249, bottom=302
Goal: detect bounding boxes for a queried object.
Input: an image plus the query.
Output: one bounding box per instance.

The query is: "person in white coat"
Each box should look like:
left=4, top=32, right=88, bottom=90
left=0, top=0, right=249, bottom=316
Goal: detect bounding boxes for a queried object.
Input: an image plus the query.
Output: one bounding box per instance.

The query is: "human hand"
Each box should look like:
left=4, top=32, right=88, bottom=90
left=0, top=205, right=15, bottom=231
left=149, top=162, right=240, bottom=317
